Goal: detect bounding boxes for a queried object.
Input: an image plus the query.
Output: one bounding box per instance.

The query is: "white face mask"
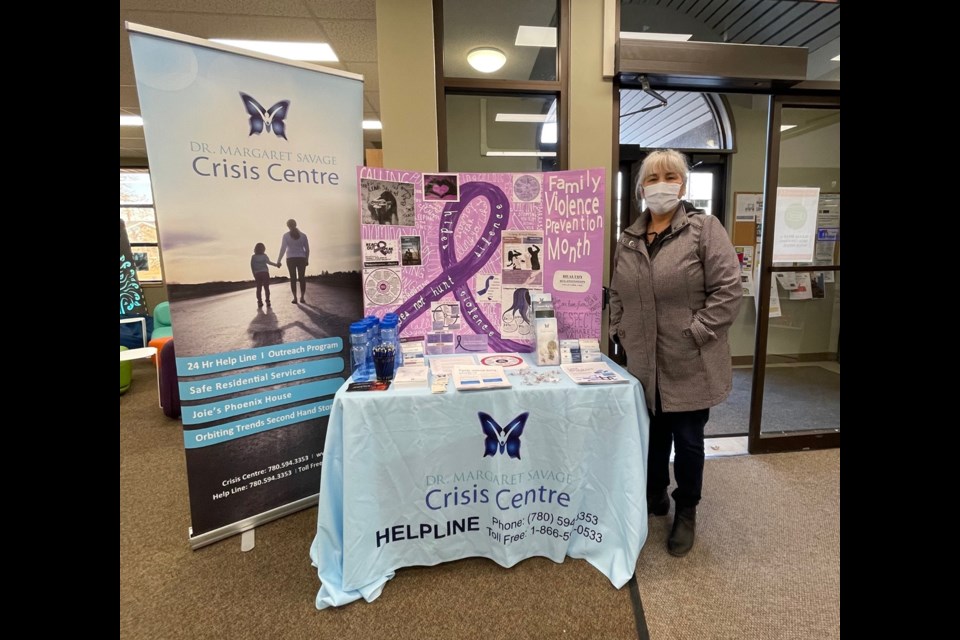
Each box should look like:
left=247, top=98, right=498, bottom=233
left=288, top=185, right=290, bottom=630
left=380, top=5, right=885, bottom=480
left=642, top=181, right=682, bottom=215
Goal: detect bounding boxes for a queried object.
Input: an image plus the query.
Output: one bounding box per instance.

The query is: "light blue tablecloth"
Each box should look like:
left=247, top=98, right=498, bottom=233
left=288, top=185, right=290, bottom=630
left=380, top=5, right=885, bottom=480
left=310, top=354, right=650, bottom=608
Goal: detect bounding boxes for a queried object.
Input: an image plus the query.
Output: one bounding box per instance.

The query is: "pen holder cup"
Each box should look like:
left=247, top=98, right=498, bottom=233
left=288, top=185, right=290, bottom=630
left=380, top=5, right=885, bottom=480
left=373, top=346, right=396, bottom=381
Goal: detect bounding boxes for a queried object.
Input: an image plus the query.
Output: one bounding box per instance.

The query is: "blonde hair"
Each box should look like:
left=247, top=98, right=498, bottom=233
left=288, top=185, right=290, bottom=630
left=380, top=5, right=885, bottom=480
left=636, top=149, right=689, bottom=200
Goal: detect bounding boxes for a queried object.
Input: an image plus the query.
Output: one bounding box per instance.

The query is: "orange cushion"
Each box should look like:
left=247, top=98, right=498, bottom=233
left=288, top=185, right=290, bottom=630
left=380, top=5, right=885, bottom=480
left=148, top=337, right=173, bottom=367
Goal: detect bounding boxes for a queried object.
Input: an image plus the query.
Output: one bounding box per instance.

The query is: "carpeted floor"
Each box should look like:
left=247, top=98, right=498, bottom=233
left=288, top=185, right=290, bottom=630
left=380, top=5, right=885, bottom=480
left=708, top=365, right=841, bottom=436
left=120, top=360, right=839, bottom=639
left=639, top=450, right=840, bottom=639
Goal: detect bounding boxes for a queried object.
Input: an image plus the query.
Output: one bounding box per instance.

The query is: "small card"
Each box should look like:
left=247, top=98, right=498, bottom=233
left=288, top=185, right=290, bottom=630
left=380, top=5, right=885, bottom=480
left=347, top=380, right=392, bottom=392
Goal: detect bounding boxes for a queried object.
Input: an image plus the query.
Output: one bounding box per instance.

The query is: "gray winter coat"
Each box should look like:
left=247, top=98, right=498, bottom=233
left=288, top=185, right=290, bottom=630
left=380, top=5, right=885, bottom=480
left=609, top=202, right=742, bottom=413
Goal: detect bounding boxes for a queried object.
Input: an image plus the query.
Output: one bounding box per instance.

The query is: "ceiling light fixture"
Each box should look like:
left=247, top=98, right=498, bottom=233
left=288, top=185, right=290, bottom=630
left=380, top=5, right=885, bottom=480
left=467, top=48, right=506, bottom=73
left=120, top=115, right=143, bottom=126
left=362, top=120, right=383, bottom=130
left=831, top=55, right=840, bottom=62
left=210, top=39, right=338, bottom=62
left=780, top=125, right=797, bottom=132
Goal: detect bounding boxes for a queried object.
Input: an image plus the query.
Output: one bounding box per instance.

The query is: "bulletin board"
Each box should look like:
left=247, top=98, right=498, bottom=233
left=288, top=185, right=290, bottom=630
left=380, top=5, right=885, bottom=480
left=733, top=192, right=762, bottom=297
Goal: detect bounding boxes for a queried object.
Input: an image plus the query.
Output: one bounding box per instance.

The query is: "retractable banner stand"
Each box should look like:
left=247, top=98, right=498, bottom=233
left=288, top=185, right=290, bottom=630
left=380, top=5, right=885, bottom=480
left=128, top=24, right=363, bottom=546
left=359, top=168, right=606, bottom=349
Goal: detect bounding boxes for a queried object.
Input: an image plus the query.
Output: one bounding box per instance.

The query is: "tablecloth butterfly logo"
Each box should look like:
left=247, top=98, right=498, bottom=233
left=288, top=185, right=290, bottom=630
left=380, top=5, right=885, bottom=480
left=479, top=411, right=529, bottom=460
left=239, top=92, right=290, bottom=140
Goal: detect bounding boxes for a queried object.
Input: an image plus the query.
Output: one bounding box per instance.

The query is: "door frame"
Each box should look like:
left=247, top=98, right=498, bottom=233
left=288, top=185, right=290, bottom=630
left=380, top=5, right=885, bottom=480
left=748, top=93, right=840, bottom=454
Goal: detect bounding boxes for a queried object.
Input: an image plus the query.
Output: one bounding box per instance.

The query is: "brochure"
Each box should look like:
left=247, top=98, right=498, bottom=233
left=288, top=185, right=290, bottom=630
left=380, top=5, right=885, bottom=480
left=392, top=365, right=429, bottom=388
left=560, top=363, right=629, bottom=385
left=429, top=355, right=478, bottom=377
left=452, top=365, right=512, bottom=391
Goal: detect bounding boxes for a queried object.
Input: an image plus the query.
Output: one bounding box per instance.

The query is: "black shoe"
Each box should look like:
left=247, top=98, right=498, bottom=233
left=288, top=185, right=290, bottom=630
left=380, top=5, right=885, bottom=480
left=647, top=488, right=670, bottom=516
left=257, top=300, right=263, bottom=308
left=292, top=298, right=298, bottom=304
left=668, top=506, right=696, bottom=557
left=266, top=300, right=271, bottom=307
left=300, top=296, right=306, bottom=303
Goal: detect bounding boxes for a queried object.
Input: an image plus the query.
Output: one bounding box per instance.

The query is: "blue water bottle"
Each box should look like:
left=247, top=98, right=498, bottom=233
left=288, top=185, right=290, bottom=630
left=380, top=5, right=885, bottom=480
left=366, top=315, right=381, bottom=348
left=359, top=318, right=376, bottom=374
left=379, top=316, right=402, bottom=370
left=349, top=321, right=371, bottom=382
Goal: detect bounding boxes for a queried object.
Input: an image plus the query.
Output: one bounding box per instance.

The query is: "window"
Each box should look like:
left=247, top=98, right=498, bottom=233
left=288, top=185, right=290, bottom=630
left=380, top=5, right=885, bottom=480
left=445, top=94, right=559, bottom=172
left=620, top=90, right=728, bottom=150
left=686, top=171, right=714, bottom=217
left=438, top=0, right=565, bottom=171
left=120, top=169, right=163, bottom=282
left=442, top=0, right=558, bottom=81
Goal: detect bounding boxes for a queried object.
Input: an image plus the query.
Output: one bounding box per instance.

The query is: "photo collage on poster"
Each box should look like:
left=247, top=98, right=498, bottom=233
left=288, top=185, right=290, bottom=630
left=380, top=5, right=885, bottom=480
left=359, top=167, right=605, bottom=355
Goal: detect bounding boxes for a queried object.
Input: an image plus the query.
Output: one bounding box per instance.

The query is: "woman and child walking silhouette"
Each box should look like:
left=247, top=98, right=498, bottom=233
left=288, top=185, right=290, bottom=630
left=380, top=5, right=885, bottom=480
left=250, top=218, right=311, bottom=307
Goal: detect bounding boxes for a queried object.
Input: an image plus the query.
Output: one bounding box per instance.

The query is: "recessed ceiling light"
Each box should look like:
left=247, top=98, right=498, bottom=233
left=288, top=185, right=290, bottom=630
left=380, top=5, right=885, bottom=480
left=467, top=48, right=507, bottom=73
left=831, top=55, right=840, bottom=62
left=495, top=113, right=554, bottom=123
left=210, top=39, right=338, bottom=62
left=362, top=120, right=382, bottom=130
left=780, top=125, right=797, bottom=132
left=120, top=115, right=143, bottom=126
left=515, top=26, right=557, bottom=47
left=620, top=32, right=692, bottom=42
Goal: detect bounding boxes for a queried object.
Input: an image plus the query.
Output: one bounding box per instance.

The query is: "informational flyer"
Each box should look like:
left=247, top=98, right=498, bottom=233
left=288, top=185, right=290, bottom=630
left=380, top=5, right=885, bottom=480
left=815, top=227, right=838, bottom=284
left=775, top=272, right=799, bottom=291
left=735, top=245, right=755, bottom=297
left=773, top=187, right=820, bottom=263
left=789, top=273, right=813, bottom=300
left=768, top=280, right=782, bottom=318
left=817, top=194, right=841, bottom=228
left=811, top=272, right=826, bottom=299
left=359, top=168, right=606, bottom=352
left=735, top=193, right=763, bottom=222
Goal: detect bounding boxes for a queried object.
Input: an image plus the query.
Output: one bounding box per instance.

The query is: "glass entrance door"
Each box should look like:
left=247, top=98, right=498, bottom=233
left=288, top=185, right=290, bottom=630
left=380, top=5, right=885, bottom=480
left=750, top=97, right=840, bottom=453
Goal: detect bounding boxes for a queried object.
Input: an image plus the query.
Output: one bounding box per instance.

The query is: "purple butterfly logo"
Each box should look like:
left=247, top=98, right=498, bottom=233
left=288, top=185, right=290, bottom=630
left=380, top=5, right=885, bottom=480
left=479, top=412, right=528, bottom=460
left=239, top=92, right=290, bottom=140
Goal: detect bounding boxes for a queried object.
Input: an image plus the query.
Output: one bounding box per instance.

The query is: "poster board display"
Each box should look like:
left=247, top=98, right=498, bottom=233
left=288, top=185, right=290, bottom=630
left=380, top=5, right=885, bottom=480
left=359, top=168, right=606, bottom=353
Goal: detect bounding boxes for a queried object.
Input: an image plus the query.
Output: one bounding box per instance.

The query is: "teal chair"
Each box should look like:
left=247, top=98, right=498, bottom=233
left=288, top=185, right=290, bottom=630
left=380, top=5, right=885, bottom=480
left=152, top=301, right=173, bottom=340
left=120, top=346, right=132, bottom=394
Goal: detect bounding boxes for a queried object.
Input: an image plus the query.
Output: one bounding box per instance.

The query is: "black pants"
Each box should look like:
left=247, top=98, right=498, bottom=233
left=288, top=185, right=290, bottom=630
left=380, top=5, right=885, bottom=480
left=647, top=392, right=709, bottom=509
left=286, top=257, right=307, bottom=296
left=254, top=271, right=271, bottom=303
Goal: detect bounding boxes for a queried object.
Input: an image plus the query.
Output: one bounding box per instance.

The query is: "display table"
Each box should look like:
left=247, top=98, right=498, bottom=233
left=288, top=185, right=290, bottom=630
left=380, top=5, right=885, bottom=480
left=310, top=354, right=650, bottom=608
left=119, top=346, right=157, bottom=362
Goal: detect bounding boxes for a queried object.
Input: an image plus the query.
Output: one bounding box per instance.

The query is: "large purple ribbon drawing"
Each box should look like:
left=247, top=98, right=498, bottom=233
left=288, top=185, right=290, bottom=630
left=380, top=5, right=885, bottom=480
left=395, top=181, right=530, bottom=352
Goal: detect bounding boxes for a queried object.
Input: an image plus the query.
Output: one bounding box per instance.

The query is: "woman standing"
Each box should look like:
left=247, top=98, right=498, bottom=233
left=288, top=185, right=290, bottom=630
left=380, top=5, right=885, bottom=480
left=609, top=150, right=742, bottom=557
left=278, top=219, right=310, bottom=304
